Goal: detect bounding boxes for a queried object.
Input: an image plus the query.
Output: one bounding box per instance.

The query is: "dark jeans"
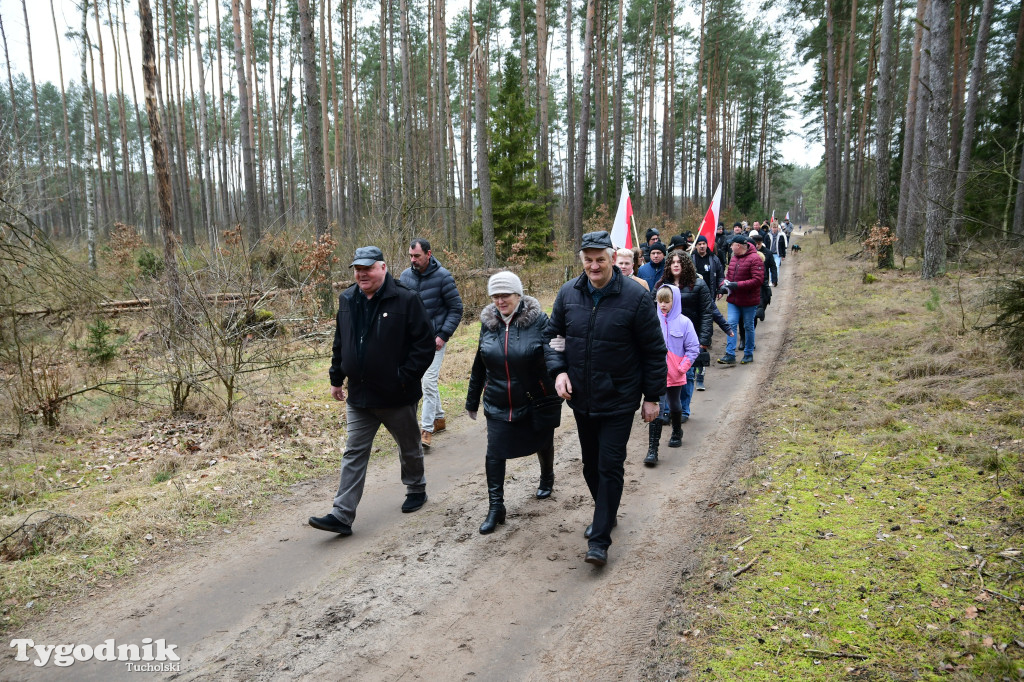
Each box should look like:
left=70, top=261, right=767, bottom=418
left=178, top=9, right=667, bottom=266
left=572, top=411, right=635, bottom=551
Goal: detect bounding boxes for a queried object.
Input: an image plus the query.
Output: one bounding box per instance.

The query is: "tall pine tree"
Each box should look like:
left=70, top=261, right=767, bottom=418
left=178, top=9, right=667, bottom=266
left=477, top=52, right=552, bottom=261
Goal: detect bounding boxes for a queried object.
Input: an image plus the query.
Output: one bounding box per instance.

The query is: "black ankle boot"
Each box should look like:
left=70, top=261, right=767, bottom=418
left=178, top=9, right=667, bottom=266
left=480, top=457, right=507, bottom=534
left=479, top=506, right=506, bottom=534
left=644, top=421, right=661, bottom=466
left=668, top=411, right=683, bottom=447
left=536, top=444, right=554, bottom=499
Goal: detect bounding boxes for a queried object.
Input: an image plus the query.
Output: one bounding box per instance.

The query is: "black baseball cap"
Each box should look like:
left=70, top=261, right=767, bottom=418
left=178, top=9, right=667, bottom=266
left=350, top=246, right=385, bottom=267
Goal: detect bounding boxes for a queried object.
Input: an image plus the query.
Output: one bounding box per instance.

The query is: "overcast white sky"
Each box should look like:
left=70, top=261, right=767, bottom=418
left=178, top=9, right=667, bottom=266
left=1, top=0, right=823, bottom=167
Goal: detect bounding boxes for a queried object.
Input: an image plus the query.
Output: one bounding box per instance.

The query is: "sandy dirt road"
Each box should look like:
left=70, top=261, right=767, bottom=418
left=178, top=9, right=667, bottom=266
left=4, top=263, right=797, bottom=682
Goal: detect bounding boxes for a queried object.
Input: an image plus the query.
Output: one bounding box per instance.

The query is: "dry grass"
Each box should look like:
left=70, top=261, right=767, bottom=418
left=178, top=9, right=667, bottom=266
left=0, top=250, right=576, bottom=633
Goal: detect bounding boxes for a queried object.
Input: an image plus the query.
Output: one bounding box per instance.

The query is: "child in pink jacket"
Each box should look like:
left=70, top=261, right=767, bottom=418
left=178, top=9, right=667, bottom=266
left=647, top=284, right=700, bottom=466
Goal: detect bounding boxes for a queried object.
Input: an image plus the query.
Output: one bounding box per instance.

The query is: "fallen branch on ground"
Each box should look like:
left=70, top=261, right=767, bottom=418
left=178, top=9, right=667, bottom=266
left=801, top=649, right=869, bottom=660
left=733, top=556, right=759, bottom=578
left=731, top=535, right=754, bottom=550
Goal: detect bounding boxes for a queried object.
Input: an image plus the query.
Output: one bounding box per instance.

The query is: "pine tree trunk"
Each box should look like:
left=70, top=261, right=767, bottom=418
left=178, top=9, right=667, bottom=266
left=471, top=22, right=496, bottom=267
left=319, top=0, right=333, bottom=223
left=574, top=0, right=596, bottom=244
left=343, top=0, right=358, bottom=222
left=268, top=0, right=287, bottom=226
left=378, top=0, right=391, bottom=214
left=297, top=0, right=332, bottom=314
left=214, top=0, right=231, bottom=224
left=21, top=0, right=47, bottom=233
left=896, top=0, right=928, bottom=254
left=118, top=0, right=153, bottom=237
left=140, top=0, right=183, bottom=369
left=108, top=0, right=134, bottom=224
left=168, top=2, right=194, bottom=243
left=824, top=0, right=840, bottom=242
left=50, top=0, right=78, bottom=238
left=194, top=0, right=214, bottom=249
left=923, top=0, right=952, bottom=278
left=400, top=0, right=414, bottom=236
left=87, top=10, right=109, bottom=234
left=330, top=0, right=342, bottom=224
left=79, top=2, right=97, bottom=269
left=875, top=0, right=896, bottom=234
left=232, top=0, right=260, bottom=244
left=243, top=0, right=262, bottom=215
left=612, top=0, right=623, bottom=200
left=949, top=0, right=995, bottom=243
left=566, top=0, right=576, bottom=226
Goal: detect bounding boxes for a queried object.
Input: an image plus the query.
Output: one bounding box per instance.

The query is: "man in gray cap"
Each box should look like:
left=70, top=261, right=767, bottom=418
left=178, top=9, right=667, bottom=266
left=545, top=231, right=666, bottom=567
left=309, top=246, right=436, bottom=536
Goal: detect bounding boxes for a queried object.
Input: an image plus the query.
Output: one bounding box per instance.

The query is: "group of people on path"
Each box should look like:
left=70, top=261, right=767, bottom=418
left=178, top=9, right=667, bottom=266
left=309, top=225, right=789, bottom=567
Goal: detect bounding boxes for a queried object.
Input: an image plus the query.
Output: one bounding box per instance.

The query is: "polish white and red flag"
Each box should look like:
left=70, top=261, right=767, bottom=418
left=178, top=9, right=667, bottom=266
left=610, top=184, right=635, bottom=249
left=785, top=211, right=790, bottom=221
left=692, top=182, right=722, bottom=252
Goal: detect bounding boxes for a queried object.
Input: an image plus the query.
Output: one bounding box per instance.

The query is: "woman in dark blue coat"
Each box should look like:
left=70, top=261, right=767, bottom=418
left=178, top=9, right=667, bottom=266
left=466, top=272, right=559, bottom=534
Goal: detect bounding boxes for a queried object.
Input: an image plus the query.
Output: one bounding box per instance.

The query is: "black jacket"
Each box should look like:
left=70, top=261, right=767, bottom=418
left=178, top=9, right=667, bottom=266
left=675, top=278, right=715, bottom=348
left=399, top=256, right=463, bottom=341
left=544, top=269, right=667, bottom=417
left=465, top=296, right=556, bottom=422
left=329, top=273, right=435, bottom=408
left=714, top=233, right=730, bottom=266
left=758, top=245, right=779, bottom=288
left=692, top=250, right=725, bottom=294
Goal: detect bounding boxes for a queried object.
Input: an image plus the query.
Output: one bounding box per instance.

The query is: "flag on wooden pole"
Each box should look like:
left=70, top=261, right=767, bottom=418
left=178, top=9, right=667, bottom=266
left=692, top=182, right=722, bottom=252
left=610, top=184, right=634, bottom=249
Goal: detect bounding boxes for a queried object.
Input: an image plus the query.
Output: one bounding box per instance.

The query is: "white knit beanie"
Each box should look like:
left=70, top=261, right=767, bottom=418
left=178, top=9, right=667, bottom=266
left=487, top=271, right=524, bottom=296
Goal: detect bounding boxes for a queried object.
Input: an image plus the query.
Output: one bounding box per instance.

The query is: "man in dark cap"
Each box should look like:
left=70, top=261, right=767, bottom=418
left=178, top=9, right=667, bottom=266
left=545, top=231, right=666, bottom=567
left=666, top=234, right=689, bottom=254
left=715, top=223, right=730, bottom=266
left=640, top=227, right=661, bottom=262
left=637, top=241, right=666, bottom=290
left=309, top=246, right=436, bottom=536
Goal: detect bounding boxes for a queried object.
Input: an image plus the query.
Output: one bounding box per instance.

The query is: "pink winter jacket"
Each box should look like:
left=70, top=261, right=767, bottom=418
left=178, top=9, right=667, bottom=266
left=658, top=284, right=701, bottom=387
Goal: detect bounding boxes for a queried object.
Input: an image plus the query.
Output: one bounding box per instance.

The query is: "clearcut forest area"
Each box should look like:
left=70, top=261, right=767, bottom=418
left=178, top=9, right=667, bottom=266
left=2, top=0, right=1024, bottom=678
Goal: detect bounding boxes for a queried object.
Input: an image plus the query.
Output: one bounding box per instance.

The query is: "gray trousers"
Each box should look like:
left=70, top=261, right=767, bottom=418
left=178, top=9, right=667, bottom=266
left=331, top=403, right=427, bottom=525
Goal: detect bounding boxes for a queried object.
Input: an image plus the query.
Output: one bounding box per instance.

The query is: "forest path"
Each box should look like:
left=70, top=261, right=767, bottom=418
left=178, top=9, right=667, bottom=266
left=6, top=253, right=799, bottom=681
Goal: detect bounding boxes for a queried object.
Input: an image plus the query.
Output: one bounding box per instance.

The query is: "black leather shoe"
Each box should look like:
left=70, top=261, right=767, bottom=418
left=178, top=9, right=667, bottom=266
left=584, top=547, right=608, bottom=566
left=401, top=492, right=427, bottom=513
left=584, top=520, right=617, bottom=539
left=479, top=506, right=506, bottom=534
left=308, top=514, right=352, bottom=535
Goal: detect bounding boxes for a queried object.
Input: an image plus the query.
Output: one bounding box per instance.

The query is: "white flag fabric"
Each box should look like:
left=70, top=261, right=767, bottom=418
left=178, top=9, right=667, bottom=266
left=610, top=184, right=634, bottom=249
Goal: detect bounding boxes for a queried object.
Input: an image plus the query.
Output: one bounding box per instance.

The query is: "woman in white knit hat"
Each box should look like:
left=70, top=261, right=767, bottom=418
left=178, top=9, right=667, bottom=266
left=465, top=271, right=562, bottom=534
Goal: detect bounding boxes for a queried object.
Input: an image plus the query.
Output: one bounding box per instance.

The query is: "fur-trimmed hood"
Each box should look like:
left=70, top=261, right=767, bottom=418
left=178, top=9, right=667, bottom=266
left=480, top=295, right=544, bottom=331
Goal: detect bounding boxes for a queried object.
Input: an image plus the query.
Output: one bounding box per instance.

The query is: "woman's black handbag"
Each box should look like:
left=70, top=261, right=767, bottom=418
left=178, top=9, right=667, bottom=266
left=528, top=393, right=563, bottom=431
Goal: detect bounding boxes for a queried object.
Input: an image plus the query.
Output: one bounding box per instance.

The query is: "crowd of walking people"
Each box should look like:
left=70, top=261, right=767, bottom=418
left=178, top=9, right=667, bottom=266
left=310, top=221, right=792, bottom=567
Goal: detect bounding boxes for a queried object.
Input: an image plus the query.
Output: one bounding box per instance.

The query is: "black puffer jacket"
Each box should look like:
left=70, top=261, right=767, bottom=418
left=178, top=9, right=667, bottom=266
left=329, top=273, right=435, bottom=408
left=544, top=269, right=667, bottom=417
left=676, top=278, right=715, bottom=348
left=399, top=256, right=464, bottom=341
left=465, top=296, right=556, bottom=422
